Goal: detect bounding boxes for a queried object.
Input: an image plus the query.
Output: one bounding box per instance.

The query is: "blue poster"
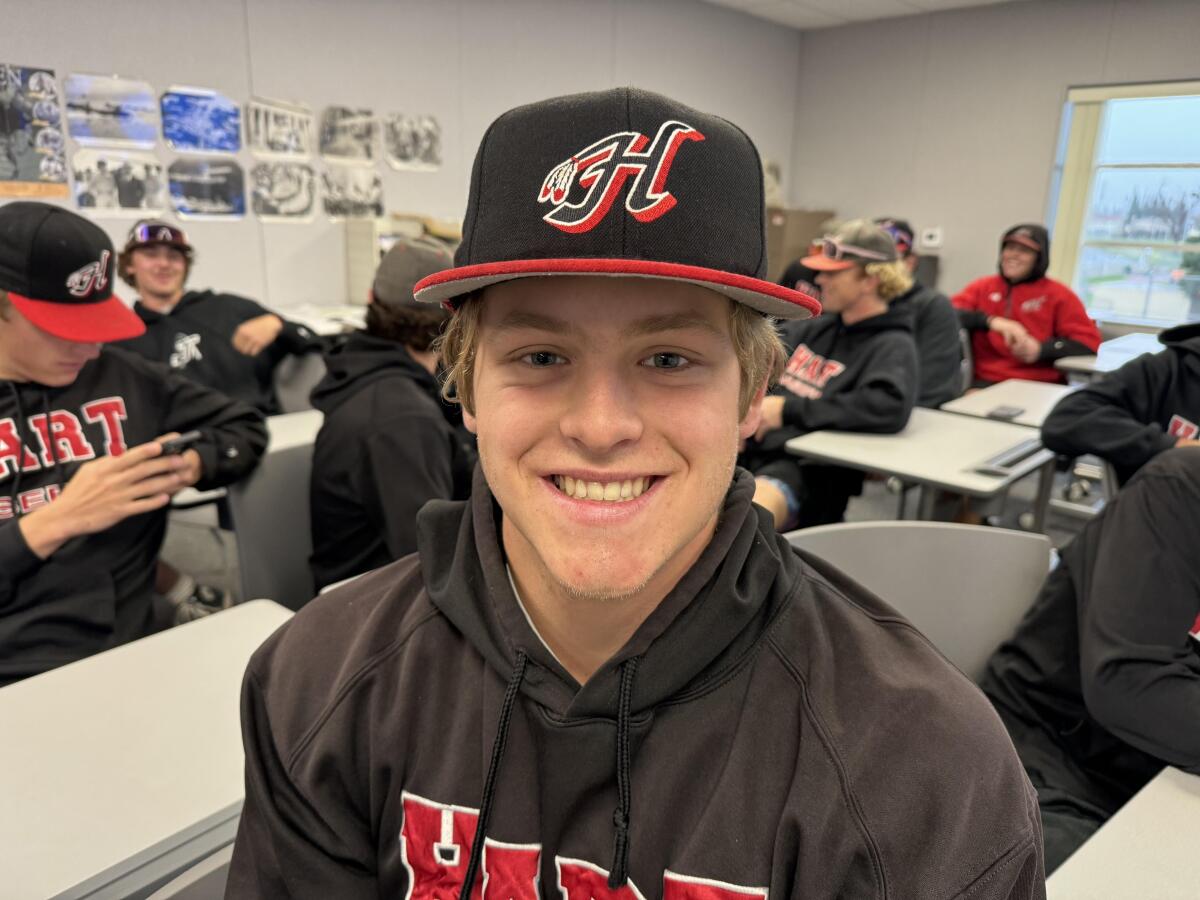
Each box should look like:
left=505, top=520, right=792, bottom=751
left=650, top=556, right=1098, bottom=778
left=161, top=87, right=241, bottom=153
left=65, top=74, right=158, bottom=148
left=0, top=62, right=68, bottom=197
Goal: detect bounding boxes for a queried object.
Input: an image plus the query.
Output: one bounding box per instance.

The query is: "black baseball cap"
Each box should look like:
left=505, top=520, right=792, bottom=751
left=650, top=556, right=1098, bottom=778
left=0, top=202, right=145, bottom=342
left=413, top=88, right=819, bottom=320
left=875, top=217, right=915, bottom=255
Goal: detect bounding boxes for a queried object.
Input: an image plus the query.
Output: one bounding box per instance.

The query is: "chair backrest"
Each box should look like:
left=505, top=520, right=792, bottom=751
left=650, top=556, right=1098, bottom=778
left=226, top=410, right=324, bottom=610
left=787, top=521, right=1052, bottom=681
left=958, top=327, right=974, bottom=393
left=146, top=844, right=233, bottom=900
left=273, top=351, right=326, bottom=414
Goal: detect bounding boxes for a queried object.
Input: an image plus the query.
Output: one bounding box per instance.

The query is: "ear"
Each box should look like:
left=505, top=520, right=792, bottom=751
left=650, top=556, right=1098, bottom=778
left=737, top=377, right=768, bottom=440
left=463, top=407, right=478, bottom=435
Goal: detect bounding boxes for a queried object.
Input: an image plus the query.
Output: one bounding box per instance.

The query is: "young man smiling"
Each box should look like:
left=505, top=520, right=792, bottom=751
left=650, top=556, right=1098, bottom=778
left=229, top=89, right=1045, bottom=899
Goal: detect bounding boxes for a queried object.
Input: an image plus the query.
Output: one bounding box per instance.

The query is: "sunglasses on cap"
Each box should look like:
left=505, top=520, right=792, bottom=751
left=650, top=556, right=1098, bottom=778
left=130, top=221, right=190, bottom=249
left=877, top=221, right=913, bottom=251
left=818, top=237, right=891, bottom=262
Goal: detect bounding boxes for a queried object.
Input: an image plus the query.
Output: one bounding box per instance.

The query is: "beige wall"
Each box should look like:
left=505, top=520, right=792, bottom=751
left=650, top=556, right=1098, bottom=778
left=789, top=0, right=1200, bottom=296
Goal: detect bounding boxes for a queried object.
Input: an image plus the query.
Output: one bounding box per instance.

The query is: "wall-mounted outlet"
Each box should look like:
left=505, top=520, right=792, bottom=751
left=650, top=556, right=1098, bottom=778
left=921, top=226, right=943, bottom=249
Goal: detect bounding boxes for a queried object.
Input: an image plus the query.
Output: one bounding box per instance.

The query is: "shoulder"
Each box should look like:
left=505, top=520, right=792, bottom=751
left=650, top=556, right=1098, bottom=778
left=245, top=556, right=441, bottom=760
left=1129, top=445, right=1200, bottom=493
left=770, top=553, right=1041, bottom=890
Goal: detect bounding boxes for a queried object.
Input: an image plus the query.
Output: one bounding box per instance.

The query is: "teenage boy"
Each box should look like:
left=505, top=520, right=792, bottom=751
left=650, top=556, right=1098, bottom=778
left=1041, top=321, right=1200, bottom=484
left=0, top=202, right=266, bottom=685
left=113, top=220, right=319, bottom=415
left=309, top=235, right=475, bottom=590
left=982, top=446, right=1200, bottom=872
left=875, top=217, right=962, bottom=407
left=953, top=224, right=1100, bottom=386
left=742, top=219, right=918, bottom=529
left=228, top=89, right=1044, bottom=899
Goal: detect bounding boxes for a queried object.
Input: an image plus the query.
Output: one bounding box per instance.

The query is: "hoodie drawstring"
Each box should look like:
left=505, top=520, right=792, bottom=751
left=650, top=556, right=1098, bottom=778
left=608, top=655, right=639, bottom=888
left=459, top=649, right=529, bottom=900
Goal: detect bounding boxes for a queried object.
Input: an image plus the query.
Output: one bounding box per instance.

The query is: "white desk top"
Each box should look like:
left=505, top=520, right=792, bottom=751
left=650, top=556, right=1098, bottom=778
left=785, top=407, right=1053, bottom=497
left=0, top=600, right=293, bottom=900
left=1048, top=766, right=1200, bottom=899
left=1055, top=331, right=1162, bottom=376
left=941, top=380, right=1078, bottom=429
left=276, top=303, right=366, bottom=336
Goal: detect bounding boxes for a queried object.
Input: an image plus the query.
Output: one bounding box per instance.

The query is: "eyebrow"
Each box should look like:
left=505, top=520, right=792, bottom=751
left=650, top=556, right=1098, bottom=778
left=489, top=310, right=727, bottom=340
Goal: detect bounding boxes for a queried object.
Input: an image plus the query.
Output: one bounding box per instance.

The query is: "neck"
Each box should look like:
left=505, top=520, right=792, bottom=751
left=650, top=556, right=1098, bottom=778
left=841, top=294, right=889, bottom=325
left=502, top=512, right=718, bottom=685
left=139, top=289, right=185, bottom=313
left=406, top=345, right=439, bottom=375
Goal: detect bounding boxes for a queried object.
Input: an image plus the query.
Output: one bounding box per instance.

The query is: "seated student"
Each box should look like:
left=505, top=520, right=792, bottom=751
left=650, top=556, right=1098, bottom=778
left=113, top=220, right=319, bottom=415
left=1041, top=321, right=1200, bottom=485
left=981, top=446, right=1200, bottom=873
left=308, top=235, right=475, bottom=591
left=777, top=255, right=821, bottom=301
left=954, top=224, right=1100, bottom=386
left=875, top=217, right=962, bottom=407
left=741, top=219, right=918, bottom=529
left=0, top=203, right=266, bottom=686
left=228, top=88, right=1043, bottom=898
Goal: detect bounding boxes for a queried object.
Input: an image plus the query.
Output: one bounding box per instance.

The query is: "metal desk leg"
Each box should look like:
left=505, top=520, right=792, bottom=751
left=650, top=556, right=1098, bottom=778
left=916, top=485, right=937, bottom=520
left=1032, top=458, right=1056, bottom=533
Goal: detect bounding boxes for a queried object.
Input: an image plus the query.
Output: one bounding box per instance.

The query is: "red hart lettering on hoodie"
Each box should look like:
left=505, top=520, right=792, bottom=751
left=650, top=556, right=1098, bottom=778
left=399, top=792, right=768, bottom=900
left=0, top=396, right=129, bottom=479
left=780, top=343, right=846, bottom=400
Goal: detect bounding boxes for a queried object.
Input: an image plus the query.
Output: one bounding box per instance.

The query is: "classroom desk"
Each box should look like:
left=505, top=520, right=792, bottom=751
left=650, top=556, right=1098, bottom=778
left=941, top=380, right=1078, bottom=429
left=1048, top=766, right=1200, bottom=899
left=276, top=302, right=366, bottom=336
left=1055, top=331, right=1162, bottom=378
left=785, top=407, right=1057, bottom=530
left=0, top=600, right=293, bottom=900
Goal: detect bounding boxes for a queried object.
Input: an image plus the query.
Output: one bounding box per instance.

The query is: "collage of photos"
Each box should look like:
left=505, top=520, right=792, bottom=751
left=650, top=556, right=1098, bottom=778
left=2, top=61, right=445, bottom=222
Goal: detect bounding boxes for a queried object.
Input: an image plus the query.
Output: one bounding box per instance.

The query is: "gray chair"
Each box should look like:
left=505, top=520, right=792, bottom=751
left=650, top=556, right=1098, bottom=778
left=146, top=845, right=233, bottom=900
left=273, top=351, right=326, bottom=414
left=786, top=521, right=1052, bottom=681
left=226, top=410, right=324, bottom=610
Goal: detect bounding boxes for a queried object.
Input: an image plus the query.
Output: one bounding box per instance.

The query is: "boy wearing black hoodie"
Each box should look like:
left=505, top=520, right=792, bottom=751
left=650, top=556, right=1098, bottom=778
left=953, top=224, right=1100, bottom=386
left=308, top=235, right=475, bottom=591
left=1040, top=322, right=1200, bottom=484
left=743, top=219, right=918, bottom=528
left=0, top=203, right=266, bottom=685
left=228, top=89, right=1044, bottom=899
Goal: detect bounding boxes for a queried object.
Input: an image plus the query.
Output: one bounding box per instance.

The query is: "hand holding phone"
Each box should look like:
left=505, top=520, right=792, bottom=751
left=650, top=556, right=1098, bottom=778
left=159, top=430, right=203, bottom=455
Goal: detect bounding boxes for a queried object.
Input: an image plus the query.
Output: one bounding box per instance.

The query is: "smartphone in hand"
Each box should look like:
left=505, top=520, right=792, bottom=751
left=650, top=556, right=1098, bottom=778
left=159, top=430, right=203, bottom=455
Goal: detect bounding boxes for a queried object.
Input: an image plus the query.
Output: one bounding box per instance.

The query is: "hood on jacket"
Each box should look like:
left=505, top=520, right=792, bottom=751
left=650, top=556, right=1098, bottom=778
left=843, top=298, right=915, bottom=335
left=1158, top=321, right=1200, bottom=355
left=132, top=289, right=215, bottom=323
left=998, top=223, right=1050, bottom=285
left=309, top=330, right=437, bottom=412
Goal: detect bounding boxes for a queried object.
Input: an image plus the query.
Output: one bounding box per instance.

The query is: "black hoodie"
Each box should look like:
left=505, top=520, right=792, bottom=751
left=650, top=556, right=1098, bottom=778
left=1041, top=322, right=1200, bottom=484
left=0, top=347, right=266, bottom=683
left=114, top=290, right=320, bottom=415
left=229, top=467, right=1044, bottom=898
left=981, top=448, right=1200, bottom=866
left=891, top=281, right=963, bottom=408
left=308, top=331, right=475, bottom=591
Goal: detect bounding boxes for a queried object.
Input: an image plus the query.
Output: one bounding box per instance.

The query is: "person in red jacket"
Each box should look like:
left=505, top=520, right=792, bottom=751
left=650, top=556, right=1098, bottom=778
left=954, top=224, right=1100, bottom=385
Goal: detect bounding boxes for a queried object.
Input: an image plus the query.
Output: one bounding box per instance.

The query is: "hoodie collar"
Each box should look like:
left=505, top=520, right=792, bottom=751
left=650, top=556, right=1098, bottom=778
left=417, top=465, right=798, bottom=720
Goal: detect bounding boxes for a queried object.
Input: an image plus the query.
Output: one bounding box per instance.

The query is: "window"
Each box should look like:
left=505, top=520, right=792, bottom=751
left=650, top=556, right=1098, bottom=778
left=1049, top=82, right=1200, bottom=328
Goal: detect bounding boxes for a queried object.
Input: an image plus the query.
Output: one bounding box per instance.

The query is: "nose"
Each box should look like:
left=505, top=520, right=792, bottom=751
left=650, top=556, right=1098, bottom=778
left=557, top=363, right=644, bottom=455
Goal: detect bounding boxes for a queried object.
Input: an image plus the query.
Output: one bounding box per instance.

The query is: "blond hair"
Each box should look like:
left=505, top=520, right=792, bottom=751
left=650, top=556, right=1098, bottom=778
left=436, top=292, right=786, bottom=419
left=863, top=259, right=913, bottom=302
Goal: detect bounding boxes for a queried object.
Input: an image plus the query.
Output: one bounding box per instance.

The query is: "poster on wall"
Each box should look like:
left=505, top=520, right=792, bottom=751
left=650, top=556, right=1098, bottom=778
left=322, top=163, right=382, bottom=218
left=246, top=98, right=313, bottom=158
left=73, top=149, right=167, bottom=215
left=319, top=106, right=377, bottom=163
left=168, top=158, right=245, bottom=218
left=0, top=63, right=68, bottom=198
left=161, top=87, right=241, bottom=153
left=251, top=161, right=315, bottom=221
left=384, top=113, right=441, bottom=171
left=64, top=74, right=158, bottom=148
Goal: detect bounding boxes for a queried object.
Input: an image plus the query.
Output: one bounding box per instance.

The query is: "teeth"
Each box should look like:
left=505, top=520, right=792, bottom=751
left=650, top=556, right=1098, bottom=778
left=553, top=475, right=653, bottom=502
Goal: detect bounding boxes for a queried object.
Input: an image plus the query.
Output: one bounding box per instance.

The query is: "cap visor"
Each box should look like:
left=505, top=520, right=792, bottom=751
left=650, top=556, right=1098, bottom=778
left=413, top=259, right=821, bottom=320
left=1003, top=236, right=1041, bottom=252
left=799, top=254, right=855, bottom=272
left=8, top=292, right=146, bottom=342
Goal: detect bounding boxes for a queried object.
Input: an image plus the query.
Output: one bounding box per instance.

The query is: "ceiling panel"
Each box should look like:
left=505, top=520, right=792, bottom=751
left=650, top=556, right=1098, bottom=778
left=697, top=0, right=1024, bottom=30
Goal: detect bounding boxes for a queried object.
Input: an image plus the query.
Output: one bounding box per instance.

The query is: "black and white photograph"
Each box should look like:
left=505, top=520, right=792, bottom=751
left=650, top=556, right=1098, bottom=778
left=64, top=74, right=158, bottom=148
left=251, top=161, right=315, bottom=220
left=246, top=98, right=313, bottom=157
left=72, top=149, right=166, bottom=215
left=384, top=113, right=442, bottom=171
left=319, top=106, right=378, bottom=163
left=167, top=158, right=245, bottom=218
left=0, top=62, right=68, bottom=198
left=322, top=163, right=382, bottom=218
